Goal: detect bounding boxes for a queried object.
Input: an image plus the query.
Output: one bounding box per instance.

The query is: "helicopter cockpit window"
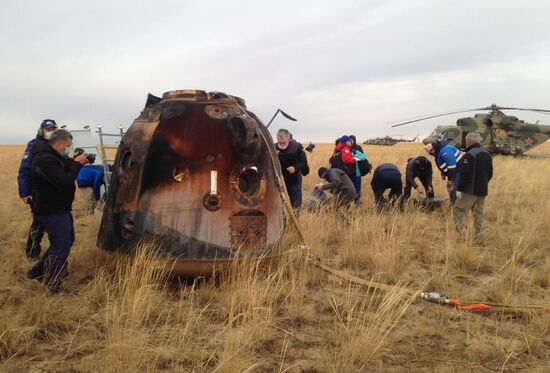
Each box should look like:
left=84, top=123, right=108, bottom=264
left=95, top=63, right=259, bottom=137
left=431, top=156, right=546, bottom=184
left=444, top=131, right=457, bottom=140
left=429, top=129, right=443, bottom=139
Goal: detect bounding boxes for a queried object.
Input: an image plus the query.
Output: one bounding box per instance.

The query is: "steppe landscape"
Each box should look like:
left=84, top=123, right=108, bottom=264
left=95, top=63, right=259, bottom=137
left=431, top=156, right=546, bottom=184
left=1, top=142, right=549, bottom=372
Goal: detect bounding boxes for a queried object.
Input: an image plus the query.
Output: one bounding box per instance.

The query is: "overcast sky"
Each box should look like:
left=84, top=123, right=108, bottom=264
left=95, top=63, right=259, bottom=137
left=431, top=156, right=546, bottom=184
left=1, top=0, right=550, bottom=144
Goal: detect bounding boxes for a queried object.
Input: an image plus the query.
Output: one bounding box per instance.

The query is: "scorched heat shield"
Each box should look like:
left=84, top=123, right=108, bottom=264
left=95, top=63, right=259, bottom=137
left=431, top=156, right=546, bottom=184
left=97, top=90, right=286, bottom=274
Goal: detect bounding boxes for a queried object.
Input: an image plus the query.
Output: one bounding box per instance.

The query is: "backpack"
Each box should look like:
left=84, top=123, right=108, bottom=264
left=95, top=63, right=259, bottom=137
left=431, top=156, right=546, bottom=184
left=352, top=150, right=372, bottom=176
left=357, top=158, right=372, bottom=176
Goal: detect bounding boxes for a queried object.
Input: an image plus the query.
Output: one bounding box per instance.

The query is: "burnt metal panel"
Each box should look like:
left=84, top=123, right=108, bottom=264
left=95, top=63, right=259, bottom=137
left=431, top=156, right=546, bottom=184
left=230, top=212, right=267, bottom=252
left=97, top=90, right=286, bottom=274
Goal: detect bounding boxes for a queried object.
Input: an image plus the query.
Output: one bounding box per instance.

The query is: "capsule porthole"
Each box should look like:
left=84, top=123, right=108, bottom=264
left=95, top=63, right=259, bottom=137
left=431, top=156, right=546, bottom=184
left=238, top=167, right=261, bottom=197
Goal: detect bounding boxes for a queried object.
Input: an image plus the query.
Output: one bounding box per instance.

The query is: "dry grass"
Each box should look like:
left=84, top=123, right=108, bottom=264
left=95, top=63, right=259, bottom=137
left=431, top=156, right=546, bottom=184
left=0, top=143, right=549, bottom=372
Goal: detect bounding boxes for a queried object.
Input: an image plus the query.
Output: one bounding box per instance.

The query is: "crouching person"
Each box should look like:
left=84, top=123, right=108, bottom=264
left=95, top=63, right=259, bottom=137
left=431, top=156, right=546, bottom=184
left=400, top=156, right=434, bottom=208
left=27, top=130, right=89, bottom=294
left=371, top=163, right=403, bottom=211
left=77, top=165, right=105, bottom=214
left=316, top=167, right=356, bottom=210
left=453, top=133, right=493, bottom=245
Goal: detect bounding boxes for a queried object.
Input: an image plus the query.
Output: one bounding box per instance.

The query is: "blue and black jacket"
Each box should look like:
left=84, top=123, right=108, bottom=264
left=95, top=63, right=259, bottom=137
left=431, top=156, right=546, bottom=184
left=17, top=136, right=46, bottom=198
left=433, top=140, right=464, bottom=179
left=77, top=165, right=105, bottom=201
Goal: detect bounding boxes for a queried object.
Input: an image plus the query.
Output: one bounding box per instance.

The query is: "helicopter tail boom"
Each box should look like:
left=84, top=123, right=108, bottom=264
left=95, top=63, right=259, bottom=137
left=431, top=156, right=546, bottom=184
left=536, top=124, right=550, bottom=134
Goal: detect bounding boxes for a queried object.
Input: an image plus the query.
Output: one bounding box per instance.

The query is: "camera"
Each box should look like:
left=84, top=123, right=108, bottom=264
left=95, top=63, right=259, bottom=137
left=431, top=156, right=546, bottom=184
left=74, top=148, right=96, bottom=164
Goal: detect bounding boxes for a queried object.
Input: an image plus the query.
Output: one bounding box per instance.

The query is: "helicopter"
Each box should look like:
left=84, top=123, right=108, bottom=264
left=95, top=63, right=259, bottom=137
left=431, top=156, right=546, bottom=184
left=97, top=90, right=292, bottom=275
left=363, top=135, right=419, bottom=146
left=390, top=104, right=550, bottom=155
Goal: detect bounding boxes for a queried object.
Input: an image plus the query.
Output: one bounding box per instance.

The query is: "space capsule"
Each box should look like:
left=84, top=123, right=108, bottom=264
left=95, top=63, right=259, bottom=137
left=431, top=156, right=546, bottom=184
left=97, top=90, right=287, bottom=274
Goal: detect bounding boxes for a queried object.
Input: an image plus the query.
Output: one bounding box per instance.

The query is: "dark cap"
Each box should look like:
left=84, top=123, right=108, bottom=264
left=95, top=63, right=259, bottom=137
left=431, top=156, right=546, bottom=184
left=40, top=119, right=58, bottom=130
left=318, top=167, right=328, bottom=178
left=340, top=135, right=351, bottom=143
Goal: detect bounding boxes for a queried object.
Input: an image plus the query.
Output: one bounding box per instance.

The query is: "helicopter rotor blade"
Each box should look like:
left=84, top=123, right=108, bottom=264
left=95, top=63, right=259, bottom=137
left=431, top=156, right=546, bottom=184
left=389, top=108, right=487, bottom=128
left=389, top=105, right=550, bottom=128
left=494, top=107, right=550, bottom=114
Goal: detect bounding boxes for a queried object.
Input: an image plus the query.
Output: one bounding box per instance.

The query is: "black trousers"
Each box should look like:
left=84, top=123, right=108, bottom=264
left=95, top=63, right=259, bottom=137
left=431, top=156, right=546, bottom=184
left=371, top=170, right=403, bottom=210
left=25, top=203, right=45, bottom=258
left=29, top=213, right=75, bottom=291
left=286, top=184, right=303, bottom=213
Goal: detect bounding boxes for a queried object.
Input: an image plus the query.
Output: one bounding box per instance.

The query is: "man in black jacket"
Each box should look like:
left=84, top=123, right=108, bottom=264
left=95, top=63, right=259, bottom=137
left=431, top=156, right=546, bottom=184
left=27, top=130, right=89, bottom=294
left=400, top=156, right=434, bottom=207
left=453, top=132, right=493, bottom=244
left=275, top=129, right=309, bottom=214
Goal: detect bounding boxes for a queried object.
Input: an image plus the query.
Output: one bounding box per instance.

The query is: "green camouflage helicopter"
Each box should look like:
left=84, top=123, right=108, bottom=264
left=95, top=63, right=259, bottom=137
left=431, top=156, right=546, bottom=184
left=391, top=104, right=550, bottom=155
left=363, top=135, right=419, bottom=146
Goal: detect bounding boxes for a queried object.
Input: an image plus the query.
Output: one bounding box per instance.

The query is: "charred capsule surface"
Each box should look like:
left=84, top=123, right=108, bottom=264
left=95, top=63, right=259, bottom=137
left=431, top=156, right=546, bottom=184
left=97, top=90, right=286, bottom=274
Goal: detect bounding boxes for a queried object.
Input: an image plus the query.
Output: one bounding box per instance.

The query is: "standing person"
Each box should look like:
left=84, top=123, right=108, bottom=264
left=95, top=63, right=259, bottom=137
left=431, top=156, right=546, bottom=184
left=27, top=130, right=89, bottom=294
left=17, top=119, right=58, bottom=259
left=401, top=156, right=434, bottom=206
left=275, top=129, right=309, bottom=214
left=329, top=135, right=356, bottom=179
left=425, top=139, right=463, bottom=204
left=348, top=135, right=370, bottom=205
left=316, top=167, right=357, bottom=209
left=453, top=133, right=493, bottom=244
left=370, top=163, right=403, bottom=211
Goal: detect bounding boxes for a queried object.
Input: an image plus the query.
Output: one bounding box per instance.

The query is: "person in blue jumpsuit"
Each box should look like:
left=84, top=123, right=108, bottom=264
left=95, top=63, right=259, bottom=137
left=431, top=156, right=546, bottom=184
left=425, top=140, right=464, bottom=204
left=76, top=165, right=105, bottom=202
left=17, top=119, right=58, bottom=259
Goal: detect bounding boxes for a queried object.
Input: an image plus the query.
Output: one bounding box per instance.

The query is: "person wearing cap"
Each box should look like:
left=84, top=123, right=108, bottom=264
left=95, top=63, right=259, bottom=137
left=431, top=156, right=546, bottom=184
left=370, top=163, right=403, bottom=211
left=329, top=135, right=356, bottom=180
left=453, top=133, right=493, bottom=244
left=275, top=129, right=309, bottom=215
left=316, top=167, right=357, bottom=209
left=425, top=140, right=463, bottom=204
left=400, top=156, right=434, bottom=207
left=17, top=119, right=58, bottom=259
left=26, top=129, right=90, bottom=295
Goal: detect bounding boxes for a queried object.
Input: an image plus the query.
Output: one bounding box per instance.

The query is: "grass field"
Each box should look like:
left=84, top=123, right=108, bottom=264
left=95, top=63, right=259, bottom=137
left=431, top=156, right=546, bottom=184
left=1, top=142, right=549, bottom=372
